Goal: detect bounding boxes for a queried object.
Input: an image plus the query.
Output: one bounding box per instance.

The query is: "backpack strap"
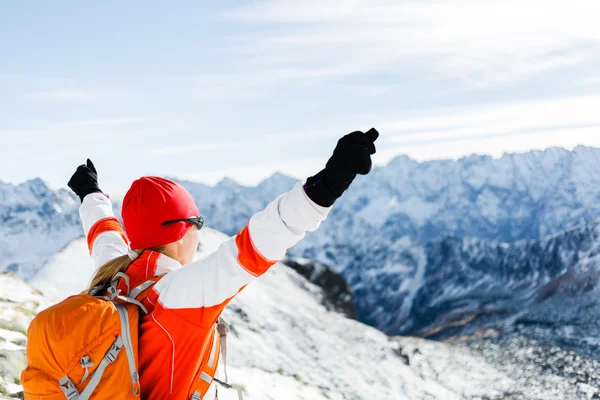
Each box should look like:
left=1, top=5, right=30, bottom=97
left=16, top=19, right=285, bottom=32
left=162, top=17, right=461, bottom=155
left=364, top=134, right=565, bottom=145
left=217, top=318, right=229, bottom=382
left=58, top=304, right=140, bottom=399
left=96, top=274, right=161, bottom=315
left=95, top=286, right=149, bottom=315
left=59, top=336, right=125, bottom=400
left=130, top=278, right=160, bottom=300
left=189, top=319, right=245, bottom=400
left=117, top=277, right=162, bottom=314
left=114, top=303, right=141, bottom=395
left=191, top=392, right=201, bottom=400
left=112, top=272, right=131, bottom=295
left=213, top=378, right=244, bottom=400
left=58, top=375, right=79, bottom=400
left=213, top=318, right=244, bottom=399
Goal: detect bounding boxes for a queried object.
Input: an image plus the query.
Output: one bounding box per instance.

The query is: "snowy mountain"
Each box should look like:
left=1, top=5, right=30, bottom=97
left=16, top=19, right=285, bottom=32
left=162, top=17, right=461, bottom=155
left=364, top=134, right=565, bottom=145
left=0, top=179, right=81, bottom=280
left=362, top=146, right=600, bottom=242
left=171, top=146, right=600, bottom=355
left=179, top=146, right=600, bottom=243
left=282, top=256, right=357, bottom=319
left=2, top=228, right=598, bottom=399
left=320, top=219, right=600, bottom=351
left=3, top=146, right=600, bottom=375
left=5, top=146, right=600, bottom=283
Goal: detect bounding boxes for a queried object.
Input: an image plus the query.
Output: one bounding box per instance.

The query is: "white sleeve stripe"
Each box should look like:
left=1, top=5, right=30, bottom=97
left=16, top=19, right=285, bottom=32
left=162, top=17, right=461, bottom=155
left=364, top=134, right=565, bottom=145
left=90, top=231, right=127, bottom=252
left=80, top=192, right=115, bottom=234
left=89, top=231, right=129, bottom=269
left=248, top=181, right=331, bottom=261
left=246, top=226, right=276, bottom=263
left=153, top=238, right=255, bottom=309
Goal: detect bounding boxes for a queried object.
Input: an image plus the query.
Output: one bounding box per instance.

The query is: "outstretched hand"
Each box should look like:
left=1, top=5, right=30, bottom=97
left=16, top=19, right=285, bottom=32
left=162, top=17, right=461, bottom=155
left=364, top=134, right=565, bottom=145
left=327, top=128, right=379, bottom=175
left=304, top=128, right=379, bottom=207
left=67, top=159, right=102, bottom=202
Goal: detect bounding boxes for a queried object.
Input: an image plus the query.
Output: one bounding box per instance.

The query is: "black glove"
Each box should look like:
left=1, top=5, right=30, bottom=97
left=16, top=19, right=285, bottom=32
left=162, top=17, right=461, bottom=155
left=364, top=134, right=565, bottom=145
left=305, top=128, right=379, bottom=207
left=67, top=159, right=102, bottom=202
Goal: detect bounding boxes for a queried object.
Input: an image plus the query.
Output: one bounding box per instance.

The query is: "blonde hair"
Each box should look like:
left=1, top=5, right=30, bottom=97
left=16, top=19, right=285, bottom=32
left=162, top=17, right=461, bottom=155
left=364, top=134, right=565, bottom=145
left=84, top=246, right=167, bottom=294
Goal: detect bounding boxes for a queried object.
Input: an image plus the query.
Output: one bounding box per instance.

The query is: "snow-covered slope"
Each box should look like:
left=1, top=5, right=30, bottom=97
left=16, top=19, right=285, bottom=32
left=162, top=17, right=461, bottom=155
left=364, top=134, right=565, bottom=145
left=3, top=228, right=598, bottom=399
left=0, top=179, right=81, bottom=280
left=0, top=274, right=51, bottom=397
left=29, top=238, right=94, bottom=302
left=3, top=146, right=600, bottom=396
left=0, top=229, right=510, bottom=400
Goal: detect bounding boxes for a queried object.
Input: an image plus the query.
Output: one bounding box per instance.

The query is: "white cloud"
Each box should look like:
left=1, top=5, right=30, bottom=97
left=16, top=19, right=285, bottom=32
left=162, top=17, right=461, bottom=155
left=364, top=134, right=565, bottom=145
left=154, top=95, right=600, bottom=186
left=0, top=118, right=150, bottom=146
left=169, top=96, right=600, bottom=187
left=222, top=0, right=600, bottom=88
left=58, top=118, right=149, bottom=128
left=380, top=95, right=600, bottom=138
left=23, top=89, right=114, bottom=103
left=150, top=128, right=336, bottom=156
left=373, top=95, right=600, bottom=164
left=376, top=127, right=600, bottom=164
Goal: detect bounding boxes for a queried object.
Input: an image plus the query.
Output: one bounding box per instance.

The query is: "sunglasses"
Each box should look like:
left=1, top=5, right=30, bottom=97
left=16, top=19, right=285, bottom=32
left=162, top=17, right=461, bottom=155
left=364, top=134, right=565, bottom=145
left=161, top=216, right=204, bottom=231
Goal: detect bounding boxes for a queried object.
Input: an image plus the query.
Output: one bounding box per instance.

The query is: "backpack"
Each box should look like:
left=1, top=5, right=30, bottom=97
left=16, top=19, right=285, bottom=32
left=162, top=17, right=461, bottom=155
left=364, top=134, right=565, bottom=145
left=21, top=272, right=241, bottom=400
left=21, top=274, right=159, bottom=399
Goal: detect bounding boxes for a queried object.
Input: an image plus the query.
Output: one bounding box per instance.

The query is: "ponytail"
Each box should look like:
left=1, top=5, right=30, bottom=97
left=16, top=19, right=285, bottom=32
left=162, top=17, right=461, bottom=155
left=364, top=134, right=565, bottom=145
left=83, top=246, right=166, bottom=294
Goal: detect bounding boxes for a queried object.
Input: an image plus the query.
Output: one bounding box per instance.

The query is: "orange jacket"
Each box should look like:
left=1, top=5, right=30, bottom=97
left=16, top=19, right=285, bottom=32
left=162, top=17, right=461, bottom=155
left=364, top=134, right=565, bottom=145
left=80, top=181, right=331, bottom=399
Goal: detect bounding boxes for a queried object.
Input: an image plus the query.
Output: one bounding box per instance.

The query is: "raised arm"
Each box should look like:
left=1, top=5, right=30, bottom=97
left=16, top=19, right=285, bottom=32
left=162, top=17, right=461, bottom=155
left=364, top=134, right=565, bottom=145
left=151, top=180, right=330, bottom=324
left=68, top=159, right=129, bottom=270
left=152, top=128, right=379, bottom=327
left=80, top=192, right=129, bottom=269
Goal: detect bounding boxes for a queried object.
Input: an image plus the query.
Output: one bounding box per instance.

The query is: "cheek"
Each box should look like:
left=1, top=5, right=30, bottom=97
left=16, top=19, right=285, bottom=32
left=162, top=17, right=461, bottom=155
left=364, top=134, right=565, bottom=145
left=185, top=229, right=200, bottom=254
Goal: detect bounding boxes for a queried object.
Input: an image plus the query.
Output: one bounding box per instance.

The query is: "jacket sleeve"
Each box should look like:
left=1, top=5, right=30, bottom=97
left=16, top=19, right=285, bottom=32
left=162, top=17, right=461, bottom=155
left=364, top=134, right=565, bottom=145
left=151, top=180, right=332, bottom=327
left=79, top=193, right=129, bottom=270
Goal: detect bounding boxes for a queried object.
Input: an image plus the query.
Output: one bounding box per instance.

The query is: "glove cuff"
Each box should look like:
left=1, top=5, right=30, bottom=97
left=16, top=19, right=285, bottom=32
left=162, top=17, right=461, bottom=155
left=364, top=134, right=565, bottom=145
left=304, top=168, right=355, bottom=207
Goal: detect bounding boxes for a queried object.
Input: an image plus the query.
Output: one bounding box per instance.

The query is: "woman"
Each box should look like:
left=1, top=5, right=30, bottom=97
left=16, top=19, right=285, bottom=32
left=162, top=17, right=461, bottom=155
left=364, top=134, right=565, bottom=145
left=66, top=129, right=378, bottom=399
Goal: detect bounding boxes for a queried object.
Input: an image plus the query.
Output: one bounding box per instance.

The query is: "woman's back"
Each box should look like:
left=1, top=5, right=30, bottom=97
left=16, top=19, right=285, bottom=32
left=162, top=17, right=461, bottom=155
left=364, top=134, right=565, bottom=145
left=119, top=251, right=220, bottom=399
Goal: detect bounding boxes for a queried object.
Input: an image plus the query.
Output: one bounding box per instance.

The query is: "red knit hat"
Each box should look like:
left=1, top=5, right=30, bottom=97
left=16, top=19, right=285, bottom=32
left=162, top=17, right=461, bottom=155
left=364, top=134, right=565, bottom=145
left=122, top=176, right=199, bottom=250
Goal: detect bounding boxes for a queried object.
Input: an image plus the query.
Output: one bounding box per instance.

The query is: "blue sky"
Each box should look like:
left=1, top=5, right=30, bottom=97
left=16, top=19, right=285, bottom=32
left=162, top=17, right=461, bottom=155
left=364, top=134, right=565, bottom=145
left=1, top=0, right=600, bottom=197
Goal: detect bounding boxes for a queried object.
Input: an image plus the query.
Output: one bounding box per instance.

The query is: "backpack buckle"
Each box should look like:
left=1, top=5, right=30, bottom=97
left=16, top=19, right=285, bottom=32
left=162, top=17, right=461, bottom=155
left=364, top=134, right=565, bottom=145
left=106, top=286, right=121, bottom=301
left=59, top=376, right=80, bottom=400
left=106, top=338, right=124, bottom=363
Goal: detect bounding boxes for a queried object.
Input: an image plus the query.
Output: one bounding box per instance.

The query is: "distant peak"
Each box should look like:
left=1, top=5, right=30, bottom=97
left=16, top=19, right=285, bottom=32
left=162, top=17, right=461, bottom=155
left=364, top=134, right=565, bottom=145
left=21, top=177, right=51, bottom=193
left=462, top=153, right=493, bottom=161
left=256, top=172, right=298, bottom=192
left=263, top=171, right=295, bottom=183
left=572, top=145, right=600, bottom=154
left=387, top=154, right=418, bottom=168
left=216, top=176, right=241, bottom=187
left=455, top=153, right=494, bottom=167
left=22, top=177, right=45, bottom=185
left=269, top=171, right=291, bottom=179
left=499, top=146, right=570, bottom=160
